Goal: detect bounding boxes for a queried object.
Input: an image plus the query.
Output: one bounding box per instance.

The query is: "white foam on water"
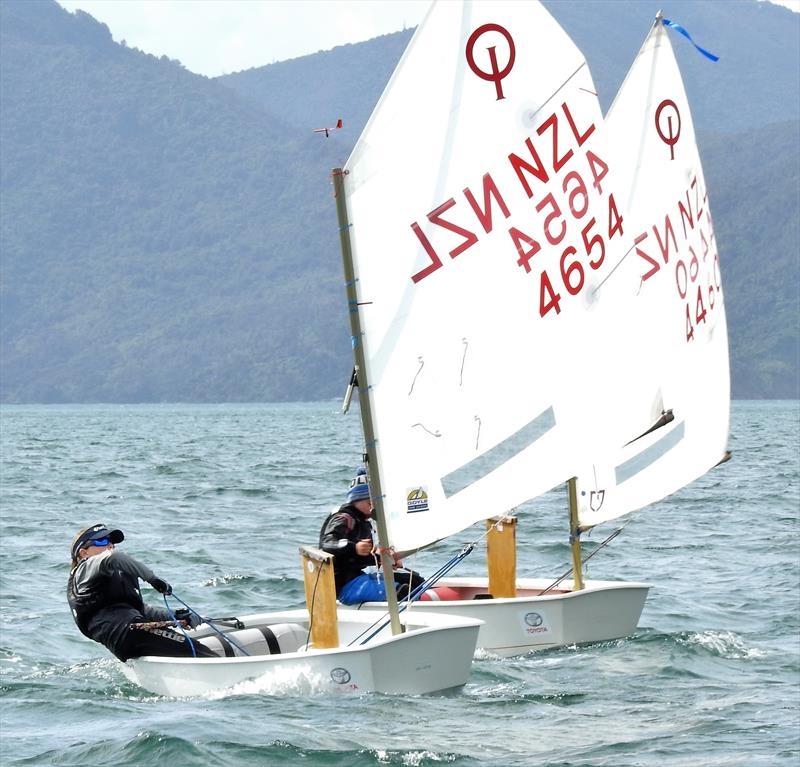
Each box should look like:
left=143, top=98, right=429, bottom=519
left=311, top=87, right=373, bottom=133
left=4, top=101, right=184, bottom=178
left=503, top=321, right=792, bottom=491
left=374, top=750, right=455, bottom=765
left=200, top=573, right=247, bottom=587
left=202, top=663, right=333, bottom=699
left=684, top=630, right=766, bottom=659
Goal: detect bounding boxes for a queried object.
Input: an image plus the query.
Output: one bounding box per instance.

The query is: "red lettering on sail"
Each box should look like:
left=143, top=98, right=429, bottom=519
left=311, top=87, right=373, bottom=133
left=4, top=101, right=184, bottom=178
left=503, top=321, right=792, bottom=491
left=692, top=176, right=704, bottom=222
left=562, top=101, right=594, bottom=146
left=653, top=214, right=677, bottom=266
left=586, top=150, right=609, bottom=194
left=509, top=226, right=541, bottom=273
left=675, top=259, right=688, bottom=299
left=678, top=190, right=694, bottom=238
left=535, top=193, right=566, bottom=245
left=410, top=222, right=443, bottom=283
left=464, top=173, right=510, bottom=233
left=635, top=232, right=660, bottom=281
left=563, top=171, right=589, bottom=218
left=634, top=175, right=724, bottom=344
left=406, top=90, right=617, bottom=307
left=539, top=270, right=562, bottom=317
left=429, top=198, right=479, bottom=259
left=508, top=138, right=549, bottom=199
left=537, top=112, right=573, bottom=173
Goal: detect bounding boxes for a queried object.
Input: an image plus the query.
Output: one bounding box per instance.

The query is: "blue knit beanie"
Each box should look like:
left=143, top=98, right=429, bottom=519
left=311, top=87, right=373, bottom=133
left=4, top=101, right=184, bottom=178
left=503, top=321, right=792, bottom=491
left=346, top=467, right=370, bottom=504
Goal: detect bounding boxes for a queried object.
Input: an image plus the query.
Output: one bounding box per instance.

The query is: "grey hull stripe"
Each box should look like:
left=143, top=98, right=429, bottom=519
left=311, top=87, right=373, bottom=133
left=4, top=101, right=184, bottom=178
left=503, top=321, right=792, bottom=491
left=441, top=407, right=556, bottom=498
left=615, top=421, right=685, bottom=484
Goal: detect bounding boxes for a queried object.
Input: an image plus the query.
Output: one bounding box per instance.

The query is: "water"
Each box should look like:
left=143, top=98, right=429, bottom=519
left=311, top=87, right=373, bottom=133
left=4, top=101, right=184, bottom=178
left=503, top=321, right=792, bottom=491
left=1, top=401, right=798, bottom=766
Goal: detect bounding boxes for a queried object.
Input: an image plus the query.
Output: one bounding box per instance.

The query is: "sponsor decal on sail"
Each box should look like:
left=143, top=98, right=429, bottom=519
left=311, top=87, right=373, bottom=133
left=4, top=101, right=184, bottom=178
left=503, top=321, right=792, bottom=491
left=406, top=487, right=430, bottom=513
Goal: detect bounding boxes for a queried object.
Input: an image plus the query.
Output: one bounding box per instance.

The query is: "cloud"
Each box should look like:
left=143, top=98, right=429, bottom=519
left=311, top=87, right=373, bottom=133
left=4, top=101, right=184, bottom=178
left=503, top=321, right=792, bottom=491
left=57, top=0, right=428, bottom=76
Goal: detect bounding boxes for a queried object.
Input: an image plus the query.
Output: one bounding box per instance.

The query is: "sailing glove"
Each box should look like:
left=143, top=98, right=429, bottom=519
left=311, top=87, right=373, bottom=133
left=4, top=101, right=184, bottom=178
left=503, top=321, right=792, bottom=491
left=150, top=577, right=172, bottom=595
left=174, top=607, right=201, bottom=628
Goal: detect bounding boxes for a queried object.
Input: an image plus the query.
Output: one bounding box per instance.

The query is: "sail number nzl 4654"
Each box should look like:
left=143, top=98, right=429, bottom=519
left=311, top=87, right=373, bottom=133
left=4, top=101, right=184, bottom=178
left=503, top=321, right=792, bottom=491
left=407, top=100, right=624, bottom=319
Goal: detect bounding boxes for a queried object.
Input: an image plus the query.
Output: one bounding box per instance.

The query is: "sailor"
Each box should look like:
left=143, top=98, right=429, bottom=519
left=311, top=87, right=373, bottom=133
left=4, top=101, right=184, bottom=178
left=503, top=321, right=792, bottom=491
left=319, top=469, right=425, bottom=604
left=67, top=524, right=216, bottom=661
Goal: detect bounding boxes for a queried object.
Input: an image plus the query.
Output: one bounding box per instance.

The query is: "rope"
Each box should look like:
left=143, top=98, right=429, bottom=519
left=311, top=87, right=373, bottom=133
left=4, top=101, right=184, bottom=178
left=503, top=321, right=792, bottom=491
left=304, top=559, right=325, bottom=651
left=539, top=525, right=626, bottom=595
left=165, top=592, right=252, bottom=657
left=162, top=594, right=197, bottom=658
left=349, top=541, right=476, bottom=646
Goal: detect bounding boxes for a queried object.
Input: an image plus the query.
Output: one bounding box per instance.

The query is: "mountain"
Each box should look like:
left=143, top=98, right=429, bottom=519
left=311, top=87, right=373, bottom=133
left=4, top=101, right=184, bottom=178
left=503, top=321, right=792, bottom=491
left=1, top=0, right=346, bottom=402
left=1, top=0, right=798, bottom=402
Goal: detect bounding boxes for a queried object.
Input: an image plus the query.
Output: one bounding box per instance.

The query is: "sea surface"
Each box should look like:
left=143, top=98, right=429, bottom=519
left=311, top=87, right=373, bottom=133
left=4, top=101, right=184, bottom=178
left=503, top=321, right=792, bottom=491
left=0, top=400, right=798, bottom=767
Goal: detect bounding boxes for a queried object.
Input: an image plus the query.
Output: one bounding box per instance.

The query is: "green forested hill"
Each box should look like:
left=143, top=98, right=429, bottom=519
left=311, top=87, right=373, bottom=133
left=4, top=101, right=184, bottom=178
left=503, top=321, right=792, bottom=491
left=0, top=0, right=347, bottom=401
left=1, top=0, right=798, bottom=402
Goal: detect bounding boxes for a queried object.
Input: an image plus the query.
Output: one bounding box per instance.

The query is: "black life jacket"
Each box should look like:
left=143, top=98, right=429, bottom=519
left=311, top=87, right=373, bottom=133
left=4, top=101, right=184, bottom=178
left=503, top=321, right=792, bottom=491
left=67, top=564, right=144, bottom=638
left=318, top=504, right=359, bottom=546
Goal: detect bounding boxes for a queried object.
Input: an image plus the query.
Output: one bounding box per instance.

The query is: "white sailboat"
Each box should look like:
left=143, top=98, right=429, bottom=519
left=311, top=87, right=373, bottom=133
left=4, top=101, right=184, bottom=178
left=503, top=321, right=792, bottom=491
left=574, top=13, right=730, bottom=531
left=121, top=603, right=481, bottom=697
left=337, top=0, right=729, bottom=656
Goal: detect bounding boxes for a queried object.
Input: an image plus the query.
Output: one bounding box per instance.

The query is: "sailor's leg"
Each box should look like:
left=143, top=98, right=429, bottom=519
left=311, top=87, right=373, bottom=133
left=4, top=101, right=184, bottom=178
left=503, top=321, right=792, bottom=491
left=122, top=626, right=218, bottom=659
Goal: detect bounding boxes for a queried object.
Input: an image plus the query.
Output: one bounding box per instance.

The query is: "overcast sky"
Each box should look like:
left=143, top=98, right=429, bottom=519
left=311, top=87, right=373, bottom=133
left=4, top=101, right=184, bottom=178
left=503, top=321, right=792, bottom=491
left=56, top=0, right=798, bottom=78
left=57, top=0, right=430, bottom=76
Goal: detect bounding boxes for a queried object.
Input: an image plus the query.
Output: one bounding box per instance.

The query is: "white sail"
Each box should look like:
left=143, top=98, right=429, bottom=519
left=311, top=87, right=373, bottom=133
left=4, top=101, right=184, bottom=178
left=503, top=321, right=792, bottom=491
left=342, top=0, right=631, bottom=552
left=575, top=19, right=730, bottom=529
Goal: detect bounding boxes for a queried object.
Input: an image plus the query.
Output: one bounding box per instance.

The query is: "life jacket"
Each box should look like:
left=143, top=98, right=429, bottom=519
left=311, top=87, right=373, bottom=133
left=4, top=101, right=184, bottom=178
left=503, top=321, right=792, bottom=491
left=317, top=504, right=358, bottom=546
left=67, top=563, right=145, bottom=637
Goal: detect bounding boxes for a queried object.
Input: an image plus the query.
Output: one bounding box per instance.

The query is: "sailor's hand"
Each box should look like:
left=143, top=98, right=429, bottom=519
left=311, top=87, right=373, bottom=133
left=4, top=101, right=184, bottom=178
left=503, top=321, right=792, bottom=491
left=174, top=607, right=201, bottom=628
left=150, top=577, right=172, bottom=595
left=355, top=539, right=373, bottom=556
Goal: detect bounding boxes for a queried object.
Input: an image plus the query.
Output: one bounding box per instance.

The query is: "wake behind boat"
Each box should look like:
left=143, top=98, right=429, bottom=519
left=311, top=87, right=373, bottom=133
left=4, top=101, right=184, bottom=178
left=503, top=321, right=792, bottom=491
left=333, top=0, right=729, bottom=656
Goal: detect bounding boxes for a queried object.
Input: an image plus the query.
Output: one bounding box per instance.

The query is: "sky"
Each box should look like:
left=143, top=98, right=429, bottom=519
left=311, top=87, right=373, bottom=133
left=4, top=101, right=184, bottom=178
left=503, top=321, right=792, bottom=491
left=57, top=0, right=798, bottom=78
left=57, top=0, right=430, bottom=76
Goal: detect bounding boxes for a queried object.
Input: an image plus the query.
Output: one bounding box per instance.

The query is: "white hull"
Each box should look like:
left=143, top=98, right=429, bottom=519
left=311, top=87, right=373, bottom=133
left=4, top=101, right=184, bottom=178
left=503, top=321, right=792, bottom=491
left=121, top=608, right=481, bottom=697
left=355, top=578, right=650, bottom=658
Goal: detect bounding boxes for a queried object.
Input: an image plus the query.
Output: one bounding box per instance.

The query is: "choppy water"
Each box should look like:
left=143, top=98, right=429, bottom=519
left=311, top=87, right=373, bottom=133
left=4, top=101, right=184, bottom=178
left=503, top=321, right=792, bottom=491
left=0, top=401, right=798, bottom=766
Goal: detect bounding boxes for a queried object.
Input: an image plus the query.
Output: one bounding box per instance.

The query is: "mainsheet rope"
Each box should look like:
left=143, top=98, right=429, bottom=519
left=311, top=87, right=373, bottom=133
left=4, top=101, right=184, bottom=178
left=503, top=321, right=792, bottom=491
left=350, top=515, right=511, bottom=647
left=163, top=592, right=252, bottom=657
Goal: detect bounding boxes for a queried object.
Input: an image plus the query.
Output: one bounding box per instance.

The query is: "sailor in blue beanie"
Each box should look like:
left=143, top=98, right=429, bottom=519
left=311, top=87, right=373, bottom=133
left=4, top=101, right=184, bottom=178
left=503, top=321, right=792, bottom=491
left=319, top=468, right=425, bottom=604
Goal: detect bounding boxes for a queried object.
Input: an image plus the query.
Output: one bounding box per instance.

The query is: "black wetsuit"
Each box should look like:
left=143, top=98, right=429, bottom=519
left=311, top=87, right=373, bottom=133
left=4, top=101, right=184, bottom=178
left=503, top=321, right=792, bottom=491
left=67, top=549, right=215, bottom=661
left=319, top=504, right=425, bottom=599
left=319, top=504, right=377, bottom=593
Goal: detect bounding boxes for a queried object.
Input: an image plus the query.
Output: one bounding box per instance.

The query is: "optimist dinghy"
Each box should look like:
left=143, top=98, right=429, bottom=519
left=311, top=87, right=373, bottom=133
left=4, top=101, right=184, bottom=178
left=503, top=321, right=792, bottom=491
left=121, top=546, right=481, bottom=697
left=121, top=604, right=481, bottom=697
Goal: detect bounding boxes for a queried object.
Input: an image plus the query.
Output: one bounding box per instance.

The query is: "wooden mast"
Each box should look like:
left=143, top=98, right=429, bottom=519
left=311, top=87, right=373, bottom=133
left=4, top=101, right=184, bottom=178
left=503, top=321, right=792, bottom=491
left=567, top=477, right=584, bottom=590
left=332, top=167, right=403, bottom=636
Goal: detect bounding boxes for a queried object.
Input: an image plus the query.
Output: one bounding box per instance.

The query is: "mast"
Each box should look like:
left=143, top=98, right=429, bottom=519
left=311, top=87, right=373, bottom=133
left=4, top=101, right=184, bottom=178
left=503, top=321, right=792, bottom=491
left=332, top=167, right=403, bottom=635
left=567, top=477, right=584, bottom=590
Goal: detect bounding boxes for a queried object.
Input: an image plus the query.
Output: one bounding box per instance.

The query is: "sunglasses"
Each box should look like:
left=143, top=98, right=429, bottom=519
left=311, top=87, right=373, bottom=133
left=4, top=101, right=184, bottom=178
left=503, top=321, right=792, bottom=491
left=86, top=537, right=110, bottom=548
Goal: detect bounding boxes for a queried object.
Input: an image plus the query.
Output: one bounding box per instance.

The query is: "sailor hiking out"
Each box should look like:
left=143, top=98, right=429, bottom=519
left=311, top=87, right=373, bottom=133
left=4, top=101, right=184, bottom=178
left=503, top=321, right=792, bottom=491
left=67, top=523, right=216, bottom=661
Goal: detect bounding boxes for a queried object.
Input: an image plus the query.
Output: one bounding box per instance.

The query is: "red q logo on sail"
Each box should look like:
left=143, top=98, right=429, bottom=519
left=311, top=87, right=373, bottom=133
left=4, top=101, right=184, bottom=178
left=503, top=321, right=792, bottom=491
left=655, top=99, right=682, bottom=160
left=465, top=23, right=516, bottom=100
